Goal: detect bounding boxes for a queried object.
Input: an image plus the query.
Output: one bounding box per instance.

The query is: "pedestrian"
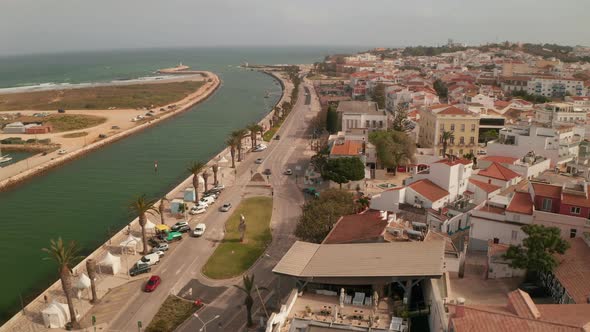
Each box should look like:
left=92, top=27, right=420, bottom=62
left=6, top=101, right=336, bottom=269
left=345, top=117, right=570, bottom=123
left=44, top=294, right=48, bottom=303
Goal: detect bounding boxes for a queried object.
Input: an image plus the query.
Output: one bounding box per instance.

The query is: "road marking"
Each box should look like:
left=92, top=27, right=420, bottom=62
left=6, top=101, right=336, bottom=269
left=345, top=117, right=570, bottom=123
left=161, top=267, right=168, bottom=274
left=175, top=263, right=187, bottom=275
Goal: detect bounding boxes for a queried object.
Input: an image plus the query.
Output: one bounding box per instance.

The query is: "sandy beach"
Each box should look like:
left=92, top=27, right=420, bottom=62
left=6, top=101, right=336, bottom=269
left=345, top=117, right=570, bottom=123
left=0, top=71, right=220, bottom=191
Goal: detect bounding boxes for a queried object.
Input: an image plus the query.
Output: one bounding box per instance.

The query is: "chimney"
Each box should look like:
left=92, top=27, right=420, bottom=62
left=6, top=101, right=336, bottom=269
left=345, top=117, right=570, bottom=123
left=455, top=297, right=466, bottom=318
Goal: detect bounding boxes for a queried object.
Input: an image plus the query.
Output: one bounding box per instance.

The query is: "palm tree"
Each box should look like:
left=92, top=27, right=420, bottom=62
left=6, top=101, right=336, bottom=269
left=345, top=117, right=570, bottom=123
left=86, top=259, right=98, bottom=304
left=234, top=274, right=267, bottom=327
left=42, top=238, right=84, bottom=329
left=212, top=164, right=219, bottom=186
left=247, top=123, right=263, bottom=149
left=225, top=136, right=239, bottom=168
left=232, top=129, right=248, bottom=162
left=441, top=131, right=455, bottom=158
left=202, top=170, right=210, bottom=192
left=187, top=161, right=206, bottom=202
left=129, top=194, right=159, bottom=254
left=158, top=198, right=168, bottom=225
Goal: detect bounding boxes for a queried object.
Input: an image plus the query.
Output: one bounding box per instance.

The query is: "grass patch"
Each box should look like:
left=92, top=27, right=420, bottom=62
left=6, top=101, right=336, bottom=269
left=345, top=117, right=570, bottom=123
left=0, top=81, right=204, bottom=111
left=45, top=114, right=107, bottom=132
left=146, top=295, right=200, bottom=332
left=62, top=131, right=89, bottom=138
left=263, top=119, right=285, bottom=142
left=202, top=196, right=273, bottom=279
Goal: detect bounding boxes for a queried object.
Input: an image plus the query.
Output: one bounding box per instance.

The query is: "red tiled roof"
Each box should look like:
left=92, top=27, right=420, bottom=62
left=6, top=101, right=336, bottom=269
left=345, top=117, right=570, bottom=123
left=407, top=179, right=449, bottom=202
left=438, top=106, right=472, bottom=115
left=450, top=305, right=584, bottom=332
left=507, top=289, right=541, bottom=319
left=532, top=183, right=562, bottom=199
left=331, top=140, right=363, bottom=156
left=435, top=158, right=473, bottom=166
left=482, top=156, right=518, bottom=164
left=479, top=162, right=520, bottom=181
left=536, top=304, right=590, bottom=327
left=494, top=100, right=511, bottom=109
left=469, top=178, right=502, bottom=193
left=322, top=210, right=388, bottom=244
left=506, top=192, right=534, bottom=215
left=553, top=237, right=590, bottom=304
left=561, top=187, right=590, bottom=208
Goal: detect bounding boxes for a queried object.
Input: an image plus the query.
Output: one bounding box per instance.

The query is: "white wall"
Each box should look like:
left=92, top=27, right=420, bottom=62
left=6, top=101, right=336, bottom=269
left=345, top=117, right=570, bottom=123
left=533, top=210, right=590, bottom=240
left=423, top=275, right=449, bottom=332
left=370, top=189, right=405, bottom=211
left=469, top=216, right=526, bottom=251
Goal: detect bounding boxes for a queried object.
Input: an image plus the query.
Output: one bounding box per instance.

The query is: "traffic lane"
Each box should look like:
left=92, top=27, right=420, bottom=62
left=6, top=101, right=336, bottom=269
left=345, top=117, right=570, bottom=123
left=304, top=86, right=311, bottom=105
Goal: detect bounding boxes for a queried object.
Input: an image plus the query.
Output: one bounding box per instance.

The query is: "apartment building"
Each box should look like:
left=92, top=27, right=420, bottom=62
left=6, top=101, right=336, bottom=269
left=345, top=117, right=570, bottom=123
left=336, top=101, right=388, bottom=133
left=535, top=102, right=586, bottom=124
left=418, top=104, right=480, bottom=157
left=527, top=77, right=585, bottom=97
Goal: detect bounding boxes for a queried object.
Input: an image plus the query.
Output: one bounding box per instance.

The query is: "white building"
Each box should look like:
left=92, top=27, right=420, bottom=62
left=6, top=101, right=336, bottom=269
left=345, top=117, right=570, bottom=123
left=535, top=102, right=586, bottom=125
left=565, top=96, right=590, bottom=112
left=487, top=124, right=583, bottom=167
left=527, top=77, right=585, bottom=97
left=336, top=101, right=388, bottom=133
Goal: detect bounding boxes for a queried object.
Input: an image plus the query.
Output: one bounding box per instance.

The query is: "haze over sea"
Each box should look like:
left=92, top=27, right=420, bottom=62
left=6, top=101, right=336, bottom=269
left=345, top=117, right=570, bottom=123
left=0, top=46, right=361, bottom=321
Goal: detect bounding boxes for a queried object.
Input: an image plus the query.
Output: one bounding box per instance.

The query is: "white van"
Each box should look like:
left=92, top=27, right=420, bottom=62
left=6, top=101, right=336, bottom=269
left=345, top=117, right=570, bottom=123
left=138, top=253, right=160, bottom=267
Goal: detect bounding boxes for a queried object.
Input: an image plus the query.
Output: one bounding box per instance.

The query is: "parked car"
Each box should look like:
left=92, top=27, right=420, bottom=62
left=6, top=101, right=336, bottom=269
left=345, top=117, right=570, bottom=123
left=204, top=191, right=220, bottom=199
left=255, top=158, right=263, bottom=164
left=151, top=243, right=169, bottom=252
left=57, top=149, right=67, bottom=155
left=212, top=184, right=225, bottom=191
left=148, top=237, right=162, bottom=247
left=57, top=109, right=66, bottom=113
left=144, top=275, right=161, bottom=292
left=98, top=134, right=107, bottom=139
left=138, top=253, right=160, bottom=266
left=129, top=263, right=151, bottom=277
left=274, top=135, right=280, bottom=140
left=254, top=144, right=267, bottom=152
left=196, top=202, right=209, bottom=209
left=153, top=250, right=165, bottom=258
left=263, top=169, right=272, bottom=175
left=193, top=223, right=207, bottom=237
left=165, top=231, right=183, bottom=242
left=200, top=196, right=215, bottom=205
left=172, top=224, right=191, bottom=233
left=190, top=205, right=206, bottom=215
left=284, top=169, right=293, bottom=175
left=171, top=221, right=190, bottom=231
left=219, top=203, right=232, bottom=212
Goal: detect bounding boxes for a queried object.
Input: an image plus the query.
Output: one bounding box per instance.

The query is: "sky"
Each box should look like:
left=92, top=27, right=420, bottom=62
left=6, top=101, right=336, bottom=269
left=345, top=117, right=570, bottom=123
left=1, top=0, right=589, bottom=55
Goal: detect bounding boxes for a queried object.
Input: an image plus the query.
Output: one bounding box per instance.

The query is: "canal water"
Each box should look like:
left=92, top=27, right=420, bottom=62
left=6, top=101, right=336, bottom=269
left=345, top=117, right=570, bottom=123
left=0, top=47, right=360, bottom=320
left=0, top=151, right=34, bottom=167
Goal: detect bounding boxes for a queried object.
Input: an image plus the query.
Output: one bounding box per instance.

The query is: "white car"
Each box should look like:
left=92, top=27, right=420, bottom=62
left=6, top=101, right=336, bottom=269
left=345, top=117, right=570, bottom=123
left=193, top=223, right=206, bottom=237
left=190, top=206, right=206, bottom=215
left=57, top=149, right=67, bottom=155
left=255, top=158, right=263, bottom=164
left=213, top=184, right=225, bottom=191
left=153, top=250, right=165, bottom=258
left=196, top=202, right=209, bottom=209
left=151, top=243, right=169, bottom=252
left=254, top=144, right=267, bottom=152
left=200, top=196, right=215, bottom=205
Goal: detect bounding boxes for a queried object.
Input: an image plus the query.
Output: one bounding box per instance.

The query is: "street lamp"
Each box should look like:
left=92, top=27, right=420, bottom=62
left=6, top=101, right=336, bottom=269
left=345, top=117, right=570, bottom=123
left=194, top=314, right=220, bottom=332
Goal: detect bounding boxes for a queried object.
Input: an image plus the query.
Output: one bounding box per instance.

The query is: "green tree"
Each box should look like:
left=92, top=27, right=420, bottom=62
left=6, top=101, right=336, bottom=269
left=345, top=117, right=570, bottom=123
left=295, top=189, right=358, bottom=243
left=441, top=131, right=454, bottom=157
left=225, top=135, right=239, bottom=168
left=322, top=157, right=365, bottom=189
left=370, top=83, right=386, bottom=109
left=187, top=161, right=206, bottom=202
left=503, top=224, right=570, bottom=273
left=433, top=79, right=448, bottom=99
left=481, top=129, right=498, bottom=146
left=129, top=194, right=160, bottom=254
left=212, top=164, right=220, bottom=186
left=158, top=198, right=168, bottom=225
left=326, top=103, right=339, bottom=133
left=231, top=129, right=248, bottom=162
left=391, top=104, right=409, bottom=132
left=369, top=130, right=416, bottom=173
left=234, top=274, right=267, bottom=327
left=42, top=238, right=84, bottom=329
left=247, top=123, right=263, bottom=149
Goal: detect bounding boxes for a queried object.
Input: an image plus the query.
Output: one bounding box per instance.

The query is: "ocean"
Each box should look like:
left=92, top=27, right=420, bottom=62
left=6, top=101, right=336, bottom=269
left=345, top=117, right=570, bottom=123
left=0, top=46, right=361, bottom=321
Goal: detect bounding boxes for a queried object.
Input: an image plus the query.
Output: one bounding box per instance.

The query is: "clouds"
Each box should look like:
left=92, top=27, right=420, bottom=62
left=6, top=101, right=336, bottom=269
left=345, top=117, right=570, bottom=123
left=0, top=0, right=588, bottom=55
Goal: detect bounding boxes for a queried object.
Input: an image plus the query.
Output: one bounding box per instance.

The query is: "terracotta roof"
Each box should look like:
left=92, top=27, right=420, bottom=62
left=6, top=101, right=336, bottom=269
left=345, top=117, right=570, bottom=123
left=469, top=178, right=502, bottom=194
left=532, top=183, right=562, bottom=199
left=437, top=106, right=472, bottom=115
left=450, top=305, right=584, bottom=332
left=408, top=179, right=449, bottom=202
left=330, top=140, right=363, bottom=156
left=553, top=237, right=590, bottom=304
left=322, top=210, right=388, bottom=244
left=478, top=162, right=520, bottom=181
left=561, top=188, right=590, bottom=208
left=506, top=192, right=534, bottom=215
left=482, top=156, right=518, bottom=164
left=507, top=289, right=541, bottom=319
left=494, top=100, right=511, bottom=109
left=536, top=304, right=590, bottom=327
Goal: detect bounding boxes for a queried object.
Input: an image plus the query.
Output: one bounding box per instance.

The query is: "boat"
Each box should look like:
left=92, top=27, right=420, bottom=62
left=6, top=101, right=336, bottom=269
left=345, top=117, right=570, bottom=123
left=264, top=91, right=270, bottom=98
left=0, top=141, right=12, bottom=165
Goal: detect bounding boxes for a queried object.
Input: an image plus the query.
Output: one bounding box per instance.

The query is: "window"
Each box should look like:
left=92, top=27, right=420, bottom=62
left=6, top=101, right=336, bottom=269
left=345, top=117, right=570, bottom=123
left=459, top=149, right=463, bottom=155
left=460, top=137, right=465, bottom=144
left=542, top=198, right=552, bottom=211
left=470, top=149, right=474, bottom=154
left=570, top=229, right=577, bottom=238
left=570, top=206, right=581, bottom=215
left=372, top=120, right=377, bottom=128
left=379, top=120, right=383, bottom=128
left=511, top=230, right=518, bottom=241
left=471, top=124, right=476, bottom=132
left=366, top=120, right=370, bottom=128
left=440, top=124, right=445, bottom=131
left=450, top=137, right=455, bottom=144
left=450, top=124, right=455, bottom=131
left=493, top=238, right=500, bottom=244
left=470, top=137, right=475, bottom=144
left=461, top=124, right=465, bottom=132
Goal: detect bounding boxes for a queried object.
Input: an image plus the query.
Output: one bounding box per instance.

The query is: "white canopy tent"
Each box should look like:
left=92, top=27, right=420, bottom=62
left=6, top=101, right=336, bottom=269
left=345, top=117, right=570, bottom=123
left=74, top=273, right=91, bottom=300
left=119, top=235, right=141, bottom=255
left=41, top=301, right=70, bottom=328
left=144, top=219, right=157, bottom=234
left=99, top=252, right=121, bottom=275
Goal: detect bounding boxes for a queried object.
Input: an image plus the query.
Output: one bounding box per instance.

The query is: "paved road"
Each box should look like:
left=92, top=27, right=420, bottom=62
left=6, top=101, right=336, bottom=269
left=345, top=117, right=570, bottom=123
left=108, top=76, right=319, bottom=331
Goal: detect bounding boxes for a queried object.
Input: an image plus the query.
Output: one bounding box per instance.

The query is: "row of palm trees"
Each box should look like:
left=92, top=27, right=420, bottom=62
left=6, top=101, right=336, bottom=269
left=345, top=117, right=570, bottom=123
left=225, top=123, right=264, bottom=168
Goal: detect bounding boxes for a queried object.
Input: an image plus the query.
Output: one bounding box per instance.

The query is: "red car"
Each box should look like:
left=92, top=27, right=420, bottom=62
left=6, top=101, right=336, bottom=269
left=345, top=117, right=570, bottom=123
left=144, top=275, right=161, bottom=292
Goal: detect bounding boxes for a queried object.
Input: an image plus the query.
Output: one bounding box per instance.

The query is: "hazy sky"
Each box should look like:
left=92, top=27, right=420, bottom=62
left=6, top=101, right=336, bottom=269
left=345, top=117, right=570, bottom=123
left=1, top=0, right=589, bottom=55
